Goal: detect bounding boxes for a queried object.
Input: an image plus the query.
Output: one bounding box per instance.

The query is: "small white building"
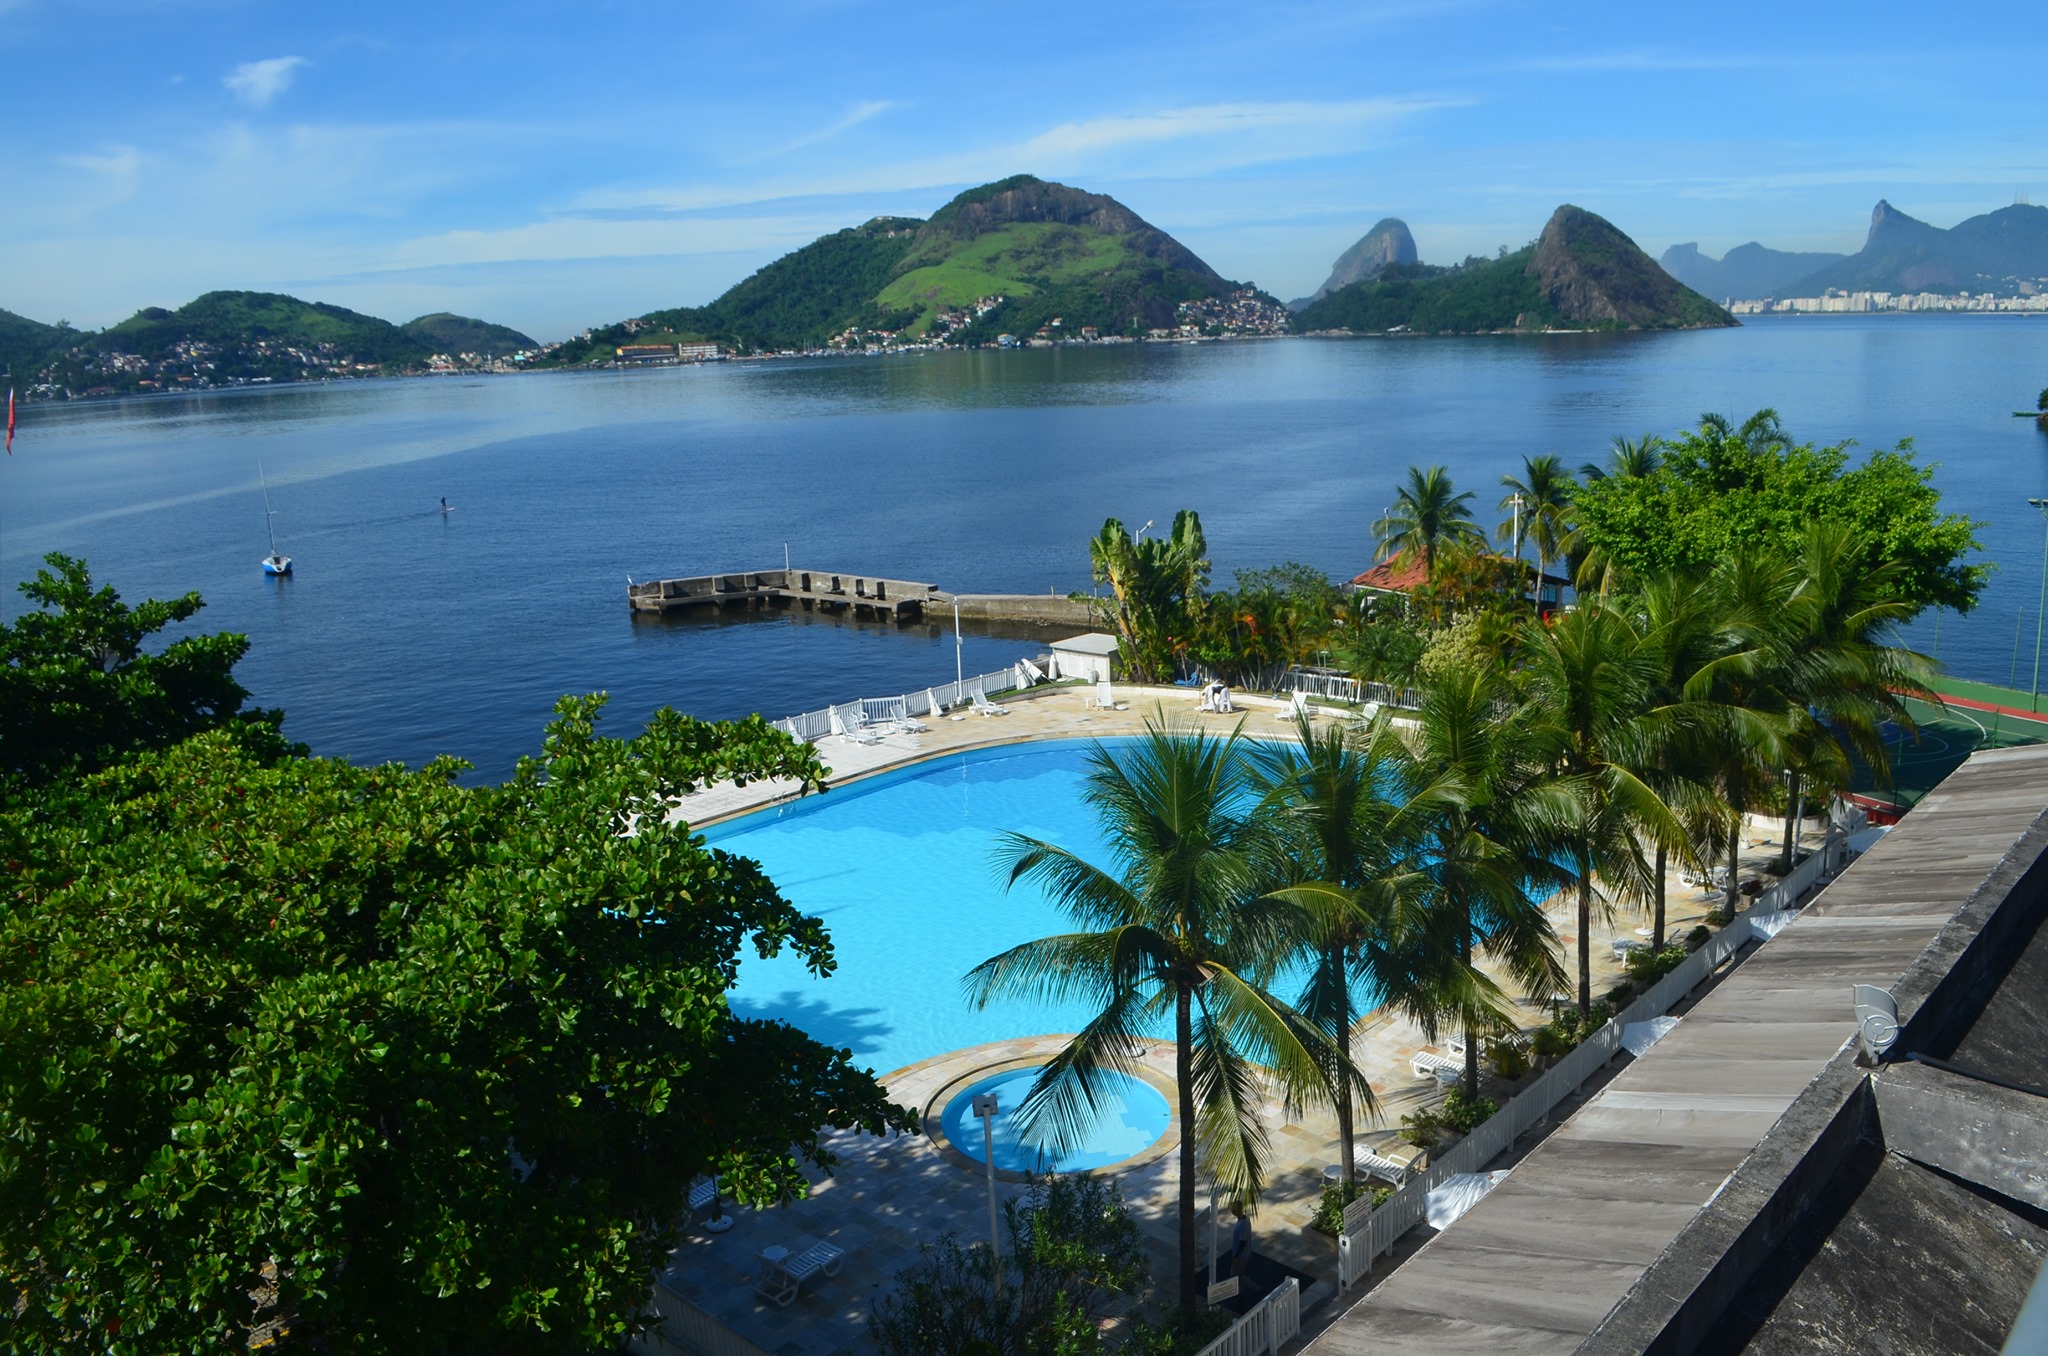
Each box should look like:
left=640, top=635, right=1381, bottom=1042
left=1050, top=632, right=1123, bottom=683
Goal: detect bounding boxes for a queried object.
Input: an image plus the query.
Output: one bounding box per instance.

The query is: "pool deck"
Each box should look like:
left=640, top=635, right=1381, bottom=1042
left=656, top=683, right=1785, bottom=1355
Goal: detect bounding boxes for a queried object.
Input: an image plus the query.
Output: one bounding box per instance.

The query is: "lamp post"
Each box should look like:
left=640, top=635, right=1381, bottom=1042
left=1134, top=518, right=1153, bottom=543
left=954, top=595, right=964, bottom=697
left=2031, top=498, right=2048, bottom=712
left=971, top=1092, right=1002, bottom=1291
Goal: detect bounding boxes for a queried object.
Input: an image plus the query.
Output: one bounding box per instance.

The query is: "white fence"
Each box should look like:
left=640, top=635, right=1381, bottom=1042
left=770, top=663, right=1040, bottom=744
left=1335, top=911, right=1775, bottom=1290
left=1279, top=666, right=1422, bottom=711
left=1195, top=1276, right=1302, bottom=1356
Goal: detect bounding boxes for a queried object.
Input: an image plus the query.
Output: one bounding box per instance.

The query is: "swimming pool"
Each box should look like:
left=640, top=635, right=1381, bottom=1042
left=937, top=1066, right=1172, bottom=1174
left=702, top=739, right=1135, bottom=1077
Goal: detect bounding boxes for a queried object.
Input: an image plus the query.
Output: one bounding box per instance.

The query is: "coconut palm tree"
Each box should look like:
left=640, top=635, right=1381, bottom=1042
left=1398, top=667, right=1569, bottom=1095
left=966, top=717, right=1342, bottom=1318
left=1517, top=602, right=1693, bottom=1014
left=1498, top=454, right=1578, bottom=608
left=1377, top=465, right=1484, bottom=580
left=1631, top=572, right=1729, bottom=948
left=1580, top=433, right=1663, bottom=482
left=1250, top=712, right=1440, bottom=1185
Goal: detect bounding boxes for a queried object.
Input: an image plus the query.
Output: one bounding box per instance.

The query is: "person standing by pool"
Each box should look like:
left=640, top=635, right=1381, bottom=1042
left=1230, top=1202, right=1252, bottom=1276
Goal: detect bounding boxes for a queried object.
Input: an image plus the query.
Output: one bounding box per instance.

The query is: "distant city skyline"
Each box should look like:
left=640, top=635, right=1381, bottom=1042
left=4, top=0, right=2044, bottom=341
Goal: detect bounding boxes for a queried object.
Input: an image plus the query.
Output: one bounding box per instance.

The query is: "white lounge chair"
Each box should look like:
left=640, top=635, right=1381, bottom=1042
left=834, top=706, right=884, bottom=745
left=971, top=688, right=1010, bottom=717
left=1410, top=1050, right=1463, bottom=1085
left=1277, top=689, right=1315, bottom=721
left=1091, top=680, right=1127, bottom=711
left=752, top=1240, right=846, bottom=1308
left=1361, top=700, right=1381, bottom=722
left=1355, top=1151, right=1412, bottom=1184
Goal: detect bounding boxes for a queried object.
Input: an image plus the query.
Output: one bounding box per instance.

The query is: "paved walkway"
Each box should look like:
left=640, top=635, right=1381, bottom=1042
left=656, top=683, right=1790, bottom=1355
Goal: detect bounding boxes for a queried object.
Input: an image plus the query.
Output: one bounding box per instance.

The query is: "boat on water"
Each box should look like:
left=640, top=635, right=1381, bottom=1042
left=259, top=464, right=292, bottom=576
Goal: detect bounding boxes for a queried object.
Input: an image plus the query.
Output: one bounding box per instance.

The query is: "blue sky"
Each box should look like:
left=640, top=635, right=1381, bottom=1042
left=4, top=0, right=2043, bottom=341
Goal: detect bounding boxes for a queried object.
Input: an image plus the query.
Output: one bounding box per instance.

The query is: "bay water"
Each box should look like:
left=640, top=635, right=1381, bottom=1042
left=4, top=315, right=2044, bottom=783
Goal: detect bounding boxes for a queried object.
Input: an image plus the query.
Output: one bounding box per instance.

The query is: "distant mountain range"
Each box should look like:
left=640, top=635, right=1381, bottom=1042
left=1294, top=205, right=1733, bottom=334
left=1291, top=219, right=1418, bottom=309
left=1, top=292, right=536, bottom=398
left=544, top=174, right=1262, bottom=361
left=1662, top=200, right=2048, bottom=300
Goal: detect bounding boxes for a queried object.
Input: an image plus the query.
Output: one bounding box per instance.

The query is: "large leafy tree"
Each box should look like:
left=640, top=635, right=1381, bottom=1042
left=1573, top=410, right=1986, bottom=614
left=0, top=697, right=913, bottom=1353
left=0, top=552, right=292, bottom=794
left=967, top=719, right=1341, bottom=1319
left=1089, top=510, right=1211, bottom=683
left=1376, top=465, right=1484, bottom=580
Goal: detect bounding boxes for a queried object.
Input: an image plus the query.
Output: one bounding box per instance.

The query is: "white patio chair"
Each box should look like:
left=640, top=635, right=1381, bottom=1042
left=971, top=688, right=1010, bottom=717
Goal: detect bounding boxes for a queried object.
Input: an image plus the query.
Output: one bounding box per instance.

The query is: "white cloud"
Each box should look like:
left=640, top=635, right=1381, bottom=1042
left=762, top=100, right=895, bottom=159
left=224, top=56, right=307, bottom=108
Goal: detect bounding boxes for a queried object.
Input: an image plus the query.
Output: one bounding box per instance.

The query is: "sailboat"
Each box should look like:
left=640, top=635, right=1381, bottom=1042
left=259, top=464, right=292, bottom=576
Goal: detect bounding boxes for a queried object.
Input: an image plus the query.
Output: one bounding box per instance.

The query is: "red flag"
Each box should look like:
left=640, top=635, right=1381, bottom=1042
left=5, top=388, right=13, bottom=454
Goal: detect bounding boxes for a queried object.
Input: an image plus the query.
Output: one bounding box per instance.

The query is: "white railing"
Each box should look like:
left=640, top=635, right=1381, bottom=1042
left=1336, top=912, right=1771, bottom=1288
left=633, top=1278, right=774, bottom=1356
left=1751, top=834, right=1842, bottom=913
left=1194, top=1276, right=1301, bottom=1356
left=770, top=663, right=1043, bottom=746
left=1278, top=667, right=1422, bottom=710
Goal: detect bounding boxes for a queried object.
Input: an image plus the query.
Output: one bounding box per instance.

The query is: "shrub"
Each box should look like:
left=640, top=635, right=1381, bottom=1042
left=1440, top=1089, right=1498, bottom=1133
left=1605, top=982, right=1635, bottom=1005
left=1310, top=1179, right=1394, bottom=1236
left=1625, top=944, right=1688, bottom=984
left=1399, top=1107, right=1443, bottom=1150
left=1533, top=1000, right=1616, bottom=1060
left=1487, top=1037, right=1530, bottom=1080
left=1686, top=925, right=1711, bottom=950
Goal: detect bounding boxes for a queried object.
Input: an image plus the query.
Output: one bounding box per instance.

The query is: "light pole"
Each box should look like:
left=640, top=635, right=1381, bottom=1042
left=1134, top=518, right=1153, bottom=544
left=2031, top=498, right=2048, bottom=712
left=954, top=595, right=964, bottom=697
left=971, top=1093, right=1002, bottom=1291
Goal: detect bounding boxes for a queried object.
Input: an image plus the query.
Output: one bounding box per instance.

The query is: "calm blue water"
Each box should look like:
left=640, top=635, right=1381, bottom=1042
left=704, top=739, right=1131, bottom=1076
left=4, top=317, right=2046, bottom=780
left=940, top=1066, right=1171, bottom=1173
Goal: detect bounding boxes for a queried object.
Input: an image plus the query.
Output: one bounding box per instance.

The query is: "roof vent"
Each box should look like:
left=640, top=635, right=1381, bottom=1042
left=1853, top=984, right=1901, bottom=1061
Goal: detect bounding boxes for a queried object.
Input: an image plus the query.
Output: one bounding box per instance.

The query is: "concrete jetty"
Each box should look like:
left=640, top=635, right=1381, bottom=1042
left=627, top=569, right=1095, bottom=627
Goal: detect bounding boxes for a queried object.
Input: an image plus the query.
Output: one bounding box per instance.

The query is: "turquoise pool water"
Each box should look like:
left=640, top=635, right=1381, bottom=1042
left=703, top=740, right=1132, bottom=1077
left=940, top=1067, right=1172, bottom=1173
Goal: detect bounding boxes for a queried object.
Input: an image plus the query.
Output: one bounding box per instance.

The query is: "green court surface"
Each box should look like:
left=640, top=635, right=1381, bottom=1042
left=1854, top=691, right=2048, bottom=812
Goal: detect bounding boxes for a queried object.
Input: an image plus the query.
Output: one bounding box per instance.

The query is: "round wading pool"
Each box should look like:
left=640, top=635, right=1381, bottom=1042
left=939, top=1066, right=1171, bottom=1174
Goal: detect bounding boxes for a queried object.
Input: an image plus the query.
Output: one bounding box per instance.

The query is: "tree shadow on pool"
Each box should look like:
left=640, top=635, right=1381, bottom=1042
left=732, top=989, right=894, bottom=1064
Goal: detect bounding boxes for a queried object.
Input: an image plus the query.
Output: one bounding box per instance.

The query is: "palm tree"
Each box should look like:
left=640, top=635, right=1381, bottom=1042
left=1580, top=433, right=1663, bottom=482
left=1517, top=603, right=1692, bottom=1014
left=1498, top=454, right=1577, bottom=608
left=1398, top=668, right=1568, bottom=1095
left=1631, top=572, right=1729, bottom=948
left=1250, top=713, right=1438, bottom=1184
left=966, top=717, right=1341, bottom=1318
left=1377, top=465, right=1484, bottom=580
left=1089, top=511, right=1210, bottom=683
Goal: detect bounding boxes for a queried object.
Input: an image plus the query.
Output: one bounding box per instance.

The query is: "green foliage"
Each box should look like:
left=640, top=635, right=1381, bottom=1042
left=0, top=553, right=292, bottom=796
left=0, top=695, right=911, bottom=1352
left=1487, top=1037, right=1531, bottom=1080
left=1294, top=252, right=1561, bottom=334
left=1089, top=511, right=1210, bottom=683
left=1531, top=1000, right=1614, bottom=1060
left=1336, top=602, right=1430, bottom=686
left=2037, top=385, right=2048, bottom=412
left=1193, top=563, right=1341, bottom=683
left=1398, top=1106, right=1442, bottom=1150
left=1687, top=924, right=1711, bottom=948
left=0, top=306, right=78, bottom=380
left=1310, top=1179, right=1392, bottom=1236
left=871, top=1176, right=1151, bottom=1356
left=1624, top=944, right=1689, bottom=984
left=1573, top=409, right=1986, bottom=614
left=1439, top=1089, right=1499, bottom=1133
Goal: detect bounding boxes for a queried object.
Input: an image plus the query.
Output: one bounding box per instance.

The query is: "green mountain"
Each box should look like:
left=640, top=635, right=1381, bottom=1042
left=1294, top=205, right=1734, bottom=334
left=402, top=313, right=538, bottom=355
left=98, top=291, right=431, bottom=365
left=547, top=175, right=1247, bottom=359
left=0, top=308, right=79, bottom=383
